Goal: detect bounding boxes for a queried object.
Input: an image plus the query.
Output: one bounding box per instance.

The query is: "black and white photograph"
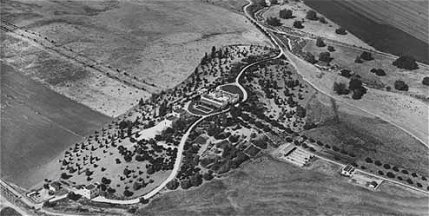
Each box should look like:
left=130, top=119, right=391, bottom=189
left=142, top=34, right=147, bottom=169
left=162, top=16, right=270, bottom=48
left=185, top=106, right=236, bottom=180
left=1, top=0, right=428, bottom=215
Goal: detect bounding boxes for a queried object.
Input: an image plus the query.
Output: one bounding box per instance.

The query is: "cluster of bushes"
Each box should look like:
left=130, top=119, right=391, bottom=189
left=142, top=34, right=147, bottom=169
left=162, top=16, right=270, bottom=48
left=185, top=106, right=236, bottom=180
left=333, top=78, right=367, bottom=99
left=364, top=157, right=428, bottom=189
left=293, top=20, right=304, bottom=29
left=279, top=9, right=293, bottom=19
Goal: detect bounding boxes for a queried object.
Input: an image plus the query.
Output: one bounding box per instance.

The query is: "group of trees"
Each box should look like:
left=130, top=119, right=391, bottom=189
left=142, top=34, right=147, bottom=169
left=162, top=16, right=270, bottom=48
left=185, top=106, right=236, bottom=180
left=293, top=20, right=304, bottom=29
left=393, top=56, right=418, bottom=70
left=394, top=80, right=409, bottom=91
left=370, top=68, right=386, bottom=76
left=364, top=157, right=427, bottom=189
left=279, top=9, right=294, bottom=19
left=333, top=78, right=367, bottom=99
left=267, top=17, right=282, bottom=26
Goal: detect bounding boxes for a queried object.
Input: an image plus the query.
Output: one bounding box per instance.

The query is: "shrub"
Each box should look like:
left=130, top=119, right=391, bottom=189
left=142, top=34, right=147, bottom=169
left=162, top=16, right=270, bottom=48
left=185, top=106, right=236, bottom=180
left=327, top=46, right=335, bottom=52
left=335, top=27, right=347, bottom=35
left=303, top=52, right=317, bottom=63
left=365, top=157, right=373, bottom=163
left=416, top=182, right=423, bottom=188
left=333, top=82, right=349, bottom=95
left=360, top=51, right=374, bottom=61
left=393, top=56, right=418, bottom=70
left=383, top=164, right=391, bottom=169
left=401, top=169, right=409, bottom=174
left=340, top=69, right=352, bottom=78
left=279, top=9, right=293, bottom=19
left=306, top=10, right=318, bottom=20
left=67, top=192, right=82, bottom=201
left=319, top=52, right=331, bottom=62
left=394, top=80, right=408, bottom=91
left=378, top=170, right=384, bottom=175
left=422, top=77, right=429, bottom=86
left=267, top=17, right=282, bottom=26
left=293, top=20, right=304, bottom=29
left=319, top=17, right=327, bottom=24
left=374, top=160, right=382, bottom=166
left=316, top=37, right=326, bottom=47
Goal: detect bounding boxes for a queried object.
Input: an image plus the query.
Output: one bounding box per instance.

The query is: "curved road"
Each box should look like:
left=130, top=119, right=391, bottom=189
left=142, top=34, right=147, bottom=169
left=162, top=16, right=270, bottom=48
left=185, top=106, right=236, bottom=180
left=244, top=0, right=428, bottom=147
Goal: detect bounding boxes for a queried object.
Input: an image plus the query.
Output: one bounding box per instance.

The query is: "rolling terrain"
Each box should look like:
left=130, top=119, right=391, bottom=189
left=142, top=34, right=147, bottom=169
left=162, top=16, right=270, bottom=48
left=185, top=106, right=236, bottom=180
left=138, top=156, right=428, bottom=216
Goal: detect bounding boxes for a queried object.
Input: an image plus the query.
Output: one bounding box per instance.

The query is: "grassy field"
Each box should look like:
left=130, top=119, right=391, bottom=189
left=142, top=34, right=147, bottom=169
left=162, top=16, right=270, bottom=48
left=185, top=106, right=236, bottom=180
left=1, top=32, right=148, bottom=117
left=138, top=156, right=428, bottom=215
left=304, top=93, right=429, bottom=177
left=2, top=0, right=270, bottom=91
left=303, top=39, right=429, bottom=99
left=0, top=62, right=111, bottom=188
left=263, top=2, right=372, bottom=48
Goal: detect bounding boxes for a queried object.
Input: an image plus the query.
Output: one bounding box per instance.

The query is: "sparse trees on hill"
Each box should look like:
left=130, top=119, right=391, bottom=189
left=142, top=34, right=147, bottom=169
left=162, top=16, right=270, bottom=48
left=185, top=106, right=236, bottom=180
left=394, top=80, right=408, bottom=91
left=293, top=20, right=304, bottom=29
left=393, top=56, right=418, bottom=70
left=279, top=9, right=293, bottom=19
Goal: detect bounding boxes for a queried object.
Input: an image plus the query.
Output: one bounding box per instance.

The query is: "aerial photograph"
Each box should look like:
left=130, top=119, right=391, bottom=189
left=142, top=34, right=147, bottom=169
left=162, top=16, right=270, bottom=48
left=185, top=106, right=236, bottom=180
left=1, top=0, right=428, bottom=215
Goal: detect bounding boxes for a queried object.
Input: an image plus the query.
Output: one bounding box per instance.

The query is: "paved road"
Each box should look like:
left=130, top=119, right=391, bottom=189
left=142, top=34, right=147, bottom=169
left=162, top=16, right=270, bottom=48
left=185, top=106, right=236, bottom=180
left=93, top=109, right=228, bottom=205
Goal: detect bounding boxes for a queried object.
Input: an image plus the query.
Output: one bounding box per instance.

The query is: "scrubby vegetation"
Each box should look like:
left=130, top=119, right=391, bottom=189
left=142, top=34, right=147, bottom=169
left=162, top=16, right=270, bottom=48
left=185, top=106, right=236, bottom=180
left=279, top=9, right=294, bottom=19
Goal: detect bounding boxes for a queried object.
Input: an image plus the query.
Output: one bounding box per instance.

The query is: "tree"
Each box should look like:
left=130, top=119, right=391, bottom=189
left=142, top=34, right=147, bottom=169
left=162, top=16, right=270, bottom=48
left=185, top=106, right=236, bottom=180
left=267, top=17, right=282, bottom=26
left=422, top=77, right=429, bottom=86
left=319, top=17, right=327, bottom=24
left=327, top=46, right=335, bottom=52
left=293, top=20, right=304, bottom=29
left=316, top=37, right=326, bottom=47
left=303, top=52, right=316, bottom=64
left=371, top=68, right=386, bottom=76
left=318, top=52, right=331, bottom=63
left=394, top=80, right=408, bottom=91
left=335, top=27, right=347, bottom=35
left=124, top=189, right=134, bottom=197
left=306, top=10, right=318, bottom=20
left=67, top=192, right=82, bottom=201
left=333, top=82, right=349, bottom=95
left=296, top=105, right=306, bottom=118
left=360, top=51, right=374, bottom=61
left=279, top=9, right=293, bottom=19
left=166, top=179, right=179, bottom=190
left=351, top=87, right=366, bottom=100
left=365, top=157, right=373, bottom=163
left=392, top=56, right=418, bottom=70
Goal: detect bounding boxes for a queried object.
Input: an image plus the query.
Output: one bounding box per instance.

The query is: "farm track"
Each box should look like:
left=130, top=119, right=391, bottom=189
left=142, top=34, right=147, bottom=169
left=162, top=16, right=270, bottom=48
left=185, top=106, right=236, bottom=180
left=1, top=20, right=158, bottom=93
left=244, top=0, right=429, bottom=195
